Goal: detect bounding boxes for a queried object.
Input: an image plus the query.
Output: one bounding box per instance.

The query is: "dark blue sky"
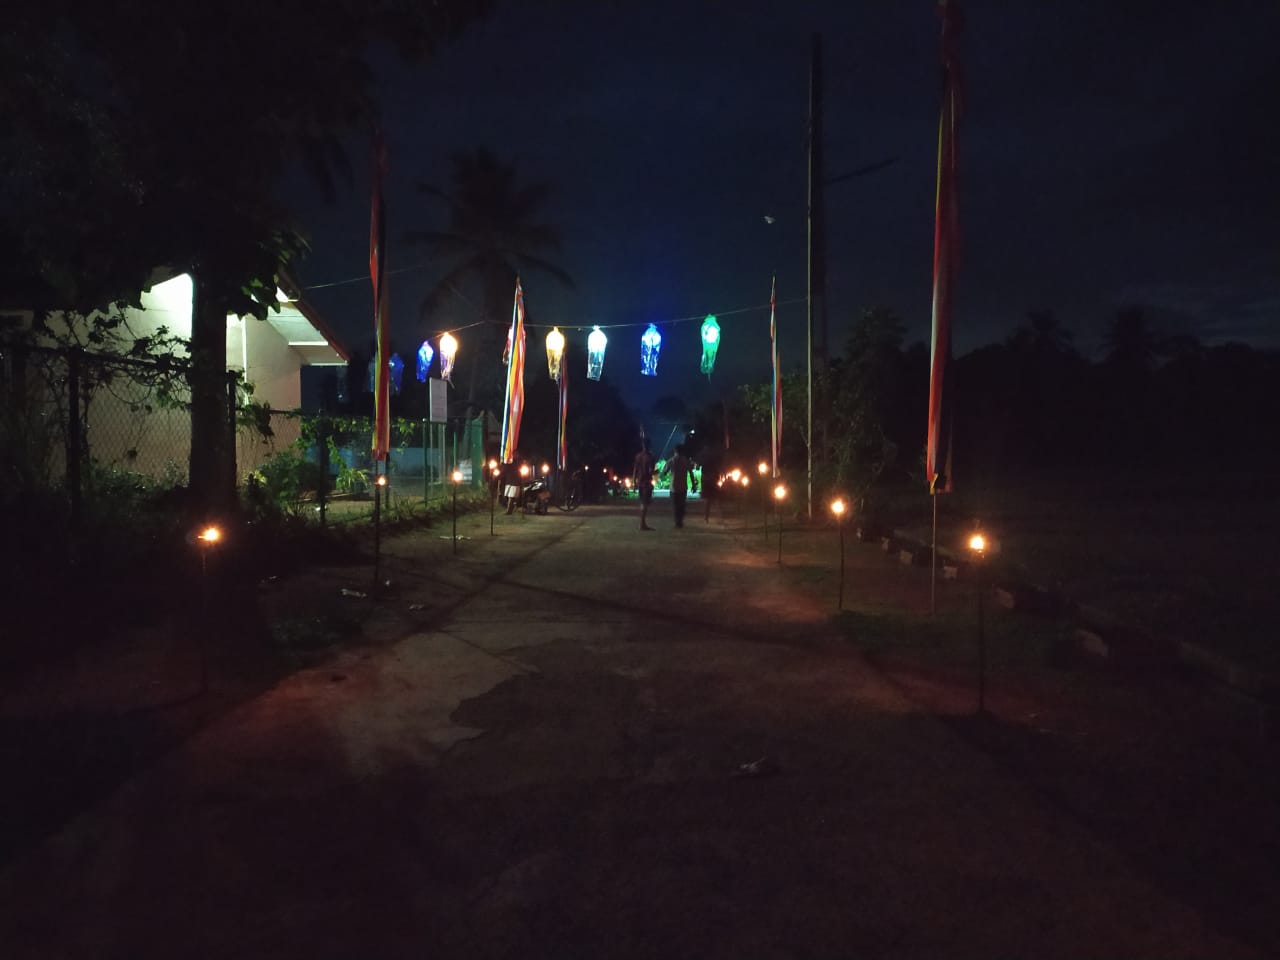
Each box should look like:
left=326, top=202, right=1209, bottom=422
left=287, top=0, right=1280, bottom=411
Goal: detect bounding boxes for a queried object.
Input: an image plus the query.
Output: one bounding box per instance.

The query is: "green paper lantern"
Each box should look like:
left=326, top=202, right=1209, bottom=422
left=700, top=314, right=721, bottom=378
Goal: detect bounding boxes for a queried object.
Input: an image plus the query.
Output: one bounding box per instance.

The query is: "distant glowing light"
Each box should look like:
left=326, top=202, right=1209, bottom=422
left=520, top=464, right=531, bottom=478
left=757, top=461, right=768, bottom=476
left=541, top=463, right=551, bottom=475
left=198, top=526, right=221, bottom=544
left=773, top=483, right=788, bottom=501
left=439, top=332, right=459, bottom=381
left=451, top=469, right=463, bottom=484
left=640, top=324, right=662, bottom=377
left=376, top=474, right=388, bottom=487
left=587, top=326, right=607, bottom=381
left=831, top=498, right=847, bottom=517
left=968, top=533, right=986, bottom=554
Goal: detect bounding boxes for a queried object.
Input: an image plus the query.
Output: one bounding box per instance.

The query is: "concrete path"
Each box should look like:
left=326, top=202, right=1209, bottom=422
left=0, top=502, right=1271, bottom=958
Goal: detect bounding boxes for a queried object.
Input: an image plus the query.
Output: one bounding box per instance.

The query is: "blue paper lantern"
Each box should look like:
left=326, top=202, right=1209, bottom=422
left=640, top=324, right=662, bottom=377
left=388, top=353, right=404, bottom=395
left=416, top=340, right=434, bottom=382
left=587, top=326, right=607, bottom=381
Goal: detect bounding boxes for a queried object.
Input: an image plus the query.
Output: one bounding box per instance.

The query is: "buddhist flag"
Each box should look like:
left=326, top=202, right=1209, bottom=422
left=557, top=344, right=569, bottom=471
left=770, top=276, right=782, bottom=478
left=926, top=1, right=962, bottom=494
left=500, top=278, right=527, bottom=463
left=370, top=131, right=391, bottom=461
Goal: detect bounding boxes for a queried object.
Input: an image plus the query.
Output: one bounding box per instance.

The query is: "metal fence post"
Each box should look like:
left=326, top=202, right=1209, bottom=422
left=226, top=372, right=238, bottom=502
left=317, top=414, right=329, bottom=529
left=66, top=348, right=82, bottom=536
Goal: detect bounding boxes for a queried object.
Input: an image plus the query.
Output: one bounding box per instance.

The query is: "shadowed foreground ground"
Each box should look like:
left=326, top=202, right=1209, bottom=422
left=1, top=500, right=1277, bottom=958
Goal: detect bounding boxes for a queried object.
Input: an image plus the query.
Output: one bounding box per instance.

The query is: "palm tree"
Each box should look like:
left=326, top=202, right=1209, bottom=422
left=1104, top=306, right=1163, bottom=373
left=406, top=147, right=573, bottom=415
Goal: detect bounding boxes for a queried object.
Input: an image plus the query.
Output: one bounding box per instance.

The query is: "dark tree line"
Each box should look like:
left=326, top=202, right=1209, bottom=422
left=740, top=305, right=1280, bottom=506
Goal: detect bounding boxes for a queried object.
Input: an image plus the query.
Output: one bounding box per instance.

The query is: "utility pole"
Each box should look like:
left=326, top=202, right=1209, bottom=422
left=805, top=33, right=826, bottom=520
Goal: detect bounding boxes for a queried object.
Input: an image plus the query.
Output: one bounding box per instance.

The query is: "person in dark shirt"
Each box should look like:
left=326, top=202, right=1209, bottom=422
left=632, top=441, right=656, bottom=531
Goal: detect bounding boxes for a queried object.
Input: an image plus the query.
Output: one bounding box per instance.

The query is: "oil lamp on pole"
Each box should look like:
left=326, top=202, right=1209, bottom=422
left=489, top=460, right=499, bottom=536
left=773, top=482, right=788, bottom=564
left=757, top=461, right=770, bottom=539
left=830, top=497, right=847, bottom=609
left=373, top=472, right=388, bottom=592
left=451, top=469, right=463, bottom=554
left=195, top=525, right=221, bottom=694
left=967, top=531, right=988, bottom=715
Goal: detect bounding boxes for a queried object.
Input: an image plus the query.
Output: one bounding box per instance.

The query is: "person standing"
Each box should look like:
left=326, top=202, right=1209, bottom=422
left=663, top=443, right=692, bottom=528
left=633, top=440, right=656, bottom=531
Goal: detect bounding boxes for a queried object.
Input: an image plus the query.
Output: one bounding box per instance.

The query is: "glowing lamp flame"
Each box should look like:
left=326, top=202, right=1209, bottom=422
left=757, top=461, right=769, bottom=476
left=773, top=483, right=788, bottom=501
left=541, top=463, right=551, bottom=475
left=376, top=474, right=388, bottom=487
left=831, top=499, right=847, bottom=517
left=968, top=533, right=987, bottom=554
left=451, top=470, right=463, bottom=484
left=198, top=526, right=221, bottom=544
left=520, top=464, right=531, bottom=478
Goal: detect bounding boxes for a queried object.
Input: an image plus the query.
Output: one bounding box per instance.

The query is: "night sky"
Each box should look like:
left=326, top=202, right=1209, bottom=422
left=286, top=0, right=1280, bottom=413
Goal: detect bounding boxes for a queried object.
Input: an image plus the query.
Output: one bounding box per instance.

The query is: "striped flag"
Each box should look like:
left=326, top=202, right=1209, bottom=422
left=926, top=1, right=962, bottom=494
left=770, top=277, right=782, bottom=477
left=500, top=278, right=527, bottom=463
left=370, top=130, right=391, bottom=461
left=557, top=344, right=569, bottom=471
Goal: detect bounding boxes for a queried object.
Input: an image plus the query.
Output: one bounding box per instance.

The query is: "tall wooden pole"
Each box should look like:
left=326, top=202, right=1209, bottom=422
left=806, top=33, right=826, bottom=521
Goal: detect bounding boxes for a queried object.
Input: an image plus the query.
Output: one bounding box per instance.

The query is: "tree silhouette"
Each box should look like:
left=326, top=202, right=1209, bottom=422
left=2, top=0, right=491, bottom=513
left=406, top=147, right=573, bottom=415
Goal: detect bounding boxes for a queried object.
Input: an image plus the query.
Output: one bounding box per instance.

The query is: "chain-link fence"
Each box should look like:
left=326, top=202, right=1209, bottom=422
left=2, top=339, right=491, bottom=533
left=240, top=410, right=490, bottom=525
left=1, top=340, right=201, bottom=523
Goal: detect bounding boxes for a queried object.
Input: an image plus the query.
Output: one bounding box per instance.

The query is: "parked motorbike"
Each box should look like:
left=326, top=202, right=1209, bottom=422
left=521, top=476, right=552, bottom=514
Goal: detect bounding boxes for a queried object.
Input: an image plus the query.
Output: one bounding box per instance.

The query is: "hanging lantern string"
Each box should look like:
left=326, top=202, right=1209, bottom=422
left=561, top=296, right=806, bottom=332
left=395, top=297, right=808, bottom=341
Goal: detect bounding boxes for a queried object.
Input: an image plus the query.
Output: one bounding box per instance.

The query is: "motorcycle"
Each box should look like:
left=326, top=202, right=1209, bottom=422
left=522, top=476, right=552, bottom=514
left=504, top=476, right=551, bottom=515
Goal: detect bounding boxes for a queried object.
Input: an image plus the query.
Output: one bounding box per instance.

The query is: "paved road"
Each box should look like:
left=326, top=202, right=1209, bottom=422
left=0, top=502, right=1271, bottom=958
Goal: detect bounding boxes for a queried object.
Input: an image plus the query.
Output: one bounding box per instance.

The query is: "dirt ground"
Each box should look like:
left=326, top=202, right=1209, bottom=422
left=2, top=496, right=1278, bottom=958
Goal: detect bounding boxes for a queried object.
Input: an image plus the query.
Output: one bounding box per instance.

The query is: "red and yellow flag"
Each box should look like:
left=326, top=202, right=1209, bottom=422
left=500, top=279, right=527, bottom=463
left=926, top=1, right=962, bottom=494
left=370, top=131, right=391, bottom=461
